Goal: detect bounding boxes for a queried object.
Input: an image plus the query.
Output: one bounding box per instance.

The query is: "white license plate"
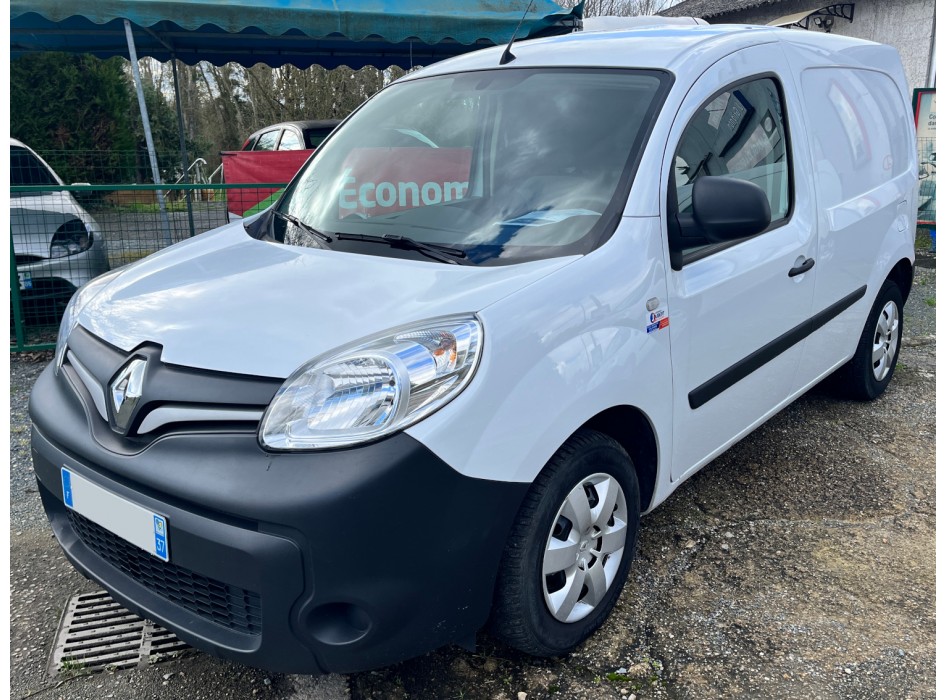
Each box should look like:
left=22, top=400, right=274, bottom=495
left=61, top=467, right=170, bottom=562
left=18, top=272, right=32, bottom=290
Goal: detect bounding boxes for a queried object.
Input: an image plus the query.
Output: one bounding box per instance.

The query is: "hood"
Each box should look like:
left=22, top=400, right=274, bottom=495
left=78, top=221, right=576, bottom=377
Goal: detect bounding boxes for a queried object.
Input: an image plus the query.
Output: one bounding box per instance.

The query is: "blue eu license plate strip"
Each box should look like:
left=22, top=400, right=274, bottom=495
left=61, top=467, right=170, bottom=562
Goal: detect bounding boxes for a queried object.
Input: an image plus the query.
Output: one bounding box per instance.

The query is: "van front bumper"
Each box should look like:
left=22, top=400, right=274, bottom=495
left=29, top=362, right=527, bottom=674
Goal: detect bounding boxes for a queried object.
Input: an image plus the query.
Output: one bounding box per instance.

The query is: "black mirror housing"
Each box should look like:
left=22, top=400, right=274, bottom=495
left=691, top=175, right=772, bottom=243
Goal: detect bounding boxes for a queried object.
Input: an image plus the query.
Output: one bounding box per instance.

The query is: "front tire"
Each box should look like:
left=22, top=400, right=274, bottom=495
left=490, top=429, right=640, bottom=656
left=837, top=279, right=904, bottom=400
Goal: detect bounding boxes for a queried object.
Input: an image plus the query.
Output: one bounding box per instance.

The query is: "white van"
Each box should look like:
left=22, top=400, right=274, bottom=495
left=30, top=23, right=917, bottom=673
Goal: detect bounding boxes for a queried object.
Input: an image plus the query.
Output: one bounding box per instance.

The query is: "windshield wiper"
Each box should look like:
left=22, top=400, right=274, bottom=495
left=336, top=233, right=468, bottom=265
left=274, top=210, right=333, bottom=243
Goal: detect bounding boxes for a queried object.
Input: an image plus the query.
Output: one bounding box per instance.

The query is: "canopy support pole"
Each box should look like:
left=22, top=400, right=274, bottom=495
left=124, top=19, right=172, bottom=247
left=170, top=56, right=196, bottom=237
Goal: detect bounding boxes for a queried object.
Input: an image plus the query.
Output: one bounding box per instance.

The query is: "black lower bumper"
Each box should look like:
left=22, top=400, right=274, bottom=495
left=30, top=362, right=528, bottom=673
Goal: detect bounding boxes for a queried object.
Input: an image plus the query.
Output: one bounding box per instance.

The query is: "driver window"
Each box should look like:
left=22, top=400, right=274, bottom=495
left=672, top=77, right=792, bottom=257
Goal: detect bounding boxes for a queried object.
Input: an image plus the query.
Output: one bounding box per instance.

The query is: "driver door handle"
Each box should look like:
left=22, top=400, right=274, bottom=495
left=788, top=257, right=815, bottom=277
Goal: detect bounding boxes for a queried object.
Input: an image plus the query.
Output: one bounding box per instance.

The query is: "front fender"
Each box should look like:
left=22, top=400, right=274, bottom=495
left=406, top=217, right=673, bottom=493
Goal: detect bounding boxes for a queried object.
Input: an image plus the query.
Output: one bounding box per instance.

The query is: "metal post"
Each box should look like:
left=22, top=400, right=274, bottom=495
left=171, top=56, right=196, bottom=237
left=124, top=19, right=173, bottom=247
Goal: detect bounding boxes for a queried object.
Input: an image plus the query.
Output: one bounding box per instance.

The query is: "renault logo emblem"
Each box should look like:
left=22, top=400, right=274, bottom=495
left=110, top=358, right=146, bottom=432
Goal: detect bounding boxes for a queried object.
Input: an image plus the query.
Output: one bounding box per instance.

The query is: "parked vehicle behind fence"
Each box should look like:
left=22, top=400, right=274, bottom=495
left=223, top=120, right=343, bottom=219
left=11, top=139, right=110, bottom=322
left=241, top=120, right=341, bottom=152
left=30, top=23, right=916, bottom=674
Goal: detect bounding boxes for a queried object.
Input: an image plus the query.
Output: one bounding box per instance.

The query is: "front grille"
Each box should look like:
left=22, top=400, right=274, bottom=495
left=67, top=510, right=263, bottom=635
left=64, top=326, right=280, bottom=443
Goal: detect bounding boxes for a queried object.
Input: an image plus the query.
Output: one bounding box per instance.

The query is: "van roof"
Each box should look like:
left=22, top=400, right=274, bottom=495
left=409, top=23, right=892, bottom=80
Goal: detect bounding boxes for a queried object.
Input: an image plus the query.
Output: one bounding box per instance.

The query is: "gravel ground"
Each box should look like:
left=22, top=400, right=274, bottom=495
left=9, top=254, right=935, bottom=700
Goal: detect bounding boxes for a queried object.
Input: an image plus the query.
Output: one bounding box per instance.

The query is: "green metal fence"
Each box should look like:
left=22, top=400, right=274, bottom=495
left=11, top=182, right=286, bottom=353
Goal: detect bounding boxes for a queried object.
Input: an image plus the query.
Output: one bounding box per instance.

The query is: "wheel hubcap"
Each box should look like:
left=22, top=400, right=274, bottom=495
left=871, top=300, right=899, bottom=381
left=542, top=473, right=628, bottom=623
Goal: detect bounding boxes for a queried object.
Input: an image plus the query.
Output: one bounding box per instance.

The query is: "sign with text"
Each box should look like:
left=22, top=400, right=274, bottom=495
left=339, top=148, right=471, bottom=217
left=913, top=88, right=935, bottom=226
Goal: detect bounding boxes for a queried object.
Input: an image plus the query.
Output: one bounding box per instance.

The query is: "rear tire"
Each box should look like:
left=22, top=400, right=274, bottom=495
left=837, top=279, right=904, bottom=400
left=490, top=429, right=640, bottom=656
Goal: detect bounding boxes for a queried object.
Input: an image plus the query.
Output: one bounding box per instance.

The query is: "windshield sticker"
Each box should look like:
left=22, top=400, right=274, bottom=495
left=339, top=148, right=471, bottom=217
left=498, top=209, right=600, bottom=227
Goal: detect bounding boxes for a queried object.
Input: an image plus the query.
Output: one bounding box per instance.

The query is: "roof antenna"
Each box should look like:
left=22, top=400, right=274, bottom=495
left=499, top=0, right=534, bottom=65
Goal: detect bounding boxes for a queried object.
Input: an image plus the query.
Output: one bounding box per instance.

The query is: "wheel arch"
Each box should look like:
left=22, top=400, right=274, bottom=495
left=578, top=405, right=658, bottom=513
left=887, top=257, right=914, bottom=302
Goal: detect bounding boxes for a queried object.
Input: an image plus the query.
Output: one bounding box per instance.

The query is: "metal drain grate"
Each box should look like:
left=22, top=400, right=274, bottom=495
left=48, top=590, right=190, bottom=678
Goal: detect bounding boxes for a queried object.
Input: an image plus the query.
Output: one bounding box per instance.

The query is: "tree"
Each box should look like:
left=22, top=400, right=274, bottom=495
left=562, top=0, right=671, bottom=17
left=11, top=52, right=136, bottom=183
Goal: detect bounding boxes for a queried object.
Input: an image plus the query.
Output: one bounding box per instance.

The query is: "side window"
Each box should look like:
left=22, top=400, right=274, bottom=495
left=278, top=129, right=303, bottom=150
left=11, top=147, right=59, bottom=186
left=672, top=77, right=791, bottom=257
left=253, top=129, right=280, bottom=151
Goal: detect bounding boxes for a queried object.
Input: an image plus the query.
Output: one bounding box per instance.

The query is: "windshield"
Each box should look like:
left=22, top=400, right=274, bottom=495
left=11, top=147, right=60, bottom=187
left=270, top=68, right=668, bottom=265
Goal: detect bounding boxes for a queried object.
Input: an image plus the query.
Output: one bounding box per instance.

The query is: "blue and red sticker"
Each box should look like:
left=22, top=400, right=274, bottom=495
left=646, top=309, right=670, bottom=334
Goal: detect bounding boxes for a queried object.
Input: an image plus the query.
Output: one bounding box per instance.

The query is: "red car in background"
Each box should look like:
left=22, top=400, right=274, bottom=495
left=224, top=120, right=341, bottom=218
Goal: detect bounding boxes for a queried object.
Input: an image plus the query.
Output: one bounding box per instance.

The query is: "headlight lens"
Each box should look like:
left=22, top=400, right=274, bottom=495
left=50, top=219, right=94, bottom=258
left=260, top=315, right=482, bottom=450
left=54, top=269, right=121, bottom=374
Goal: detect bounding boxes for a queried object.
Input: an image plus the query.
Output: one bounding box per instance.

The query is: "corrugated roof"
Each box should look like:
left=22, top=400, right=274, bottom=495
left=10, top=0, right=583, bottom=69
left=660, top=0, right=788, bottom=19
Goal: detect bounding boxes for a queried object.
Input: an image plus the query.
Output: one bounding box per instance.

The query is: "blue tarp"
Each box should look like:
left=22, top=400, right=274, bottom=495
left=11, top=0, right=583, bottom=68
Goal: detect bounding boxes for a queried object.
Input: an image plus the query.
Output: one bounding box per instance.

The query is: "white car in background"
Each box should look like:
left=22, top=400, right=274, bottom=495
left=11, top=138, right=109, bottom=319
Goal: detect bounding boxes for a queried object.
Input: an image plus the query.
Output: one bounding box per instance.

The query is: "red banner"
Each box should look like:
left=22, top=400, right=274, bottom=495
left=339, top=148, right=472, bottom=217
left=221, top=150, right=312, bottom=216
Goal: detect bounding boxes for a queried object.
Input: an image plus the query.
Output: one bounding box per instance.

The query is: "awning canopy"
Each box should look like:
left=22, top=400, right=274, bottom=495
left=767, top=9, right=820, bottom=27
left=11, top=0, right=583, bottom=69
left=766, top=3, right=855, bottom=31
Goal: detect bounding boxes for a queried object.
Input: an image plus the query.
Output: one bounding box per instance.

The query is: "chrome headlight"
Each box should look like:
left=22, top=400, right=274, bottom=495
left=55, top=269, right=122, bottom=374
left=260, top=315, right=482, bottom=450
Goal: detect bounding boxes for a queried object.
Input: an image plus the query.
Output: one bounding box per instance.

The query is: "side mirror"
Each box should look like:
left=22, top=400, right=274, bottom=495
left=690, top=175, right=771, bottom=243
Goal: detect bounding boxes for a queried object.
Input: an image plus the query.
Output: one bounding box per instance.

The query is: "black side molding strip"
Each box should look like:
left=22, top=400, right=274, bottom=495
left=688, top=285, right=868, bottom=410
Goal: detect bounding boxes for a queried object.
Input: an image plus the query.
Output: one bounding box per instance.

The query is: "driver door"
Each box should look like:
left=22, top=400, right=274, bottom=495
left=663, top=45, right=818, bottom=482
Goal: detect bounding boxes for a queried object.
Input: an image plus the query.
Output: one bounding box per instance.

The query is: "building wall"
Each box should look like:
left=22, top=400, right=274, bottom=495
left=710, top=0, right=935, bottom=93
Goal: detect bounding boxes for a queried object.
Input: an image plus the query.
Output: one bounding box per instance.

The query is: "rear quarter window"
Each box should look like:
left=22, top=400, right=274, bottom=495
left=10, top=147, right=59, bottom=186
left=801, top=68, right=912, bottom=208
left=254, top=130, right=281, bottom=151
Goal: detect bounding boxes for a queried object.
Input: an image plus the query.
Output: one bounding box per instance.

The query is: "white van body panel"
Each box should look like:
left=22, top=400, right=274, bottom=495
left=75, top=222, right=577, bottom=377
left=777, top=40, right=918, bottom=389
left=406, top=216, right=673, bottom=486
